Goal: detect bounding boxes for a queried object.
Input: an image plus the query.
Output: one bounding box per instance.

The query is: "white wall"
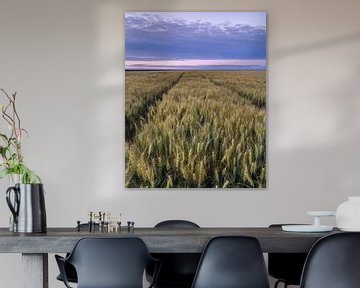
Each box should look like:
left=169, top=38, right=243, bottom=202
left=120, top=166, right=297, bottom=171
left=1, top=0, right=360, bottom=287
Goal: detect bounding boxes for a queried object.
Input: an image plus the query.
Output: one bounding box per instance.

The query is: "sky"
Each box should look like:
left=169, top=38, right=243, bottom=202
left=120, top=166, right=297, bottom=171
left=125, top=12, right=266, bottom=70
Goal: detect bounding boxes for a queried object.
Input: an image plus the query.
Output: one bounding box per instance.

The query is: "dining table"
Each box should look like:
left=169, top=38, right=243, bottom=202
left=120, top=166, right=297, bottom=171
left=0, top=226, right=339, bottom=288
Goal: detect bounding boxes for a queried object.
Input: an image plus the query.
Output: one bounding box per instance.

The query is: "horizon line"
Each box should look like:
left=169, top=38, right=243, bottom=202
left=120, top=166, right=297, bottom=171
left=126, top=59, right=266, bottom=67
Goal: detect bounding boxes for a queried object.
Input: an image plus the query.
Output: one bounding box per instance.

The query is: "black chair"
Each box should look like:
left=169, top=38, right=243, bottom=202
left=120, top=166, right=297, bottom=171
left=191, top=236, right=270, bottom=288
left=268, top=224, right=308, bottom=288
left=55, top=237, right=160, bottom=288
left=56, top=262, right=77, bottom=284
left=300, top=232, right=360, bottom=288
left=147, top=220, right=201, bottom=288
left=56, top=223, right=99, bottom=284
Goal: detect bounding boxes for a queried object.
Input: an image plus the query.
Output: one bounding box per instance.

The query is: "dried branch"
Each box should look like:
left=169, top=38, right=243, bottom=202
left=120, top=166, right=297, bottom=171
left=0, top=88, right=39, bottom=183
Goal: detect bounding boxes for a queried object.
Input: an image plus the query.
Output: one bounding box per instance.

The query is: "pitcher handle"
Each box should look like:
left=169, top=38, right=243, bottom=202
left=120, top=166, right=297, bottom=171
left=6, top=186, right=20, bottom=224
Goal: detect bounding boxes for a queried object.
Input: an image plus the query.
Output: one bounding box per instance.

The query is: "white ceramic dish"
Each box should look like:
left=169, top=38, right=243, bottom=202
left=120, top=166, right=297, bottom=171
left=307, top=211, right=336, bottom=217
left=282, top=225, right=333, bottom=233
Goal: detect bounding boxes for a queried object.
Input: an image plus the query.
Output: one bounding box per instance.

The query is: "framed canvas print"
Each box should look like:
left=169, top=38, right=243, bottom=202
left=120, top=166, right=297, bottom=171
left=125, top=12, right=266, bottom=188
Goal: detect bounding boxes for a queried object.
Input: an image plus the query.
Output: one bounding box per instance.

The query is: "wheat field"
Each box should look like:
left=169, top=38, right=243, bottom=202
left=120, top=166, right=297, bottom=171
left=125, top=70, right=266, bottom=188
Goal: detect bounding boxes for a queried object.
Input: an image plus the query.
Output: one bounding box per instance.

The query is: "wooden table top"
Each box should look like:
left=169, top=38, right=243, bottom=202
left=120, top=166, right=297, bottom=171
left=0, top=227, right=340, bottom=253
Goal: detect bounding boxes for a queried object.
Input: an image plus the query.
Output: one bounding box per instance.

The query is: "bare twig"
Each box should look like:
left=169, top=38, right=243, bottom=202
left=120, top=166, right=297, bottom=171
left=0, top=88, right=23, bottom=165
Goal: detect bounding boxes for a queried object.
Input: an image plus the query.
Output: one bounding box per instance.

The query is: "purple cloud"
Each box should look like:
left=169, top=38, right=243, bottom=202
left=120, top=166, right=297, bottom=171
left=125, top=12, right=266, bottom=62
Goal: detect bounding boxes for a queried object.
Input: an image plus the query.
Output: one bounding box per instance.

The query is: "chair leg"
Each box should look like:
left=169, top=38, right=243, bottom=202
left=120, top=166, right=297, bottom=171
left=274, top=280, right=289, bottom=288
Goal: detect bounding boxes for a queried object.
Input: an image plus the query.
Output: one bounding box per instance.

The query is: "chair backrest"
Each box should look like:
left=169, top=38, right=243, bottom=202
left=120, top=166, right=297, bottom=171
left=191, top=236, right=269, bottom=288
left=66, top=237, right=154, bottom=288
left=155, top=220, right=200, bottom=228
left=150, top=220, right=201, bottom=286
left=300, top=232, right=360, bottom=288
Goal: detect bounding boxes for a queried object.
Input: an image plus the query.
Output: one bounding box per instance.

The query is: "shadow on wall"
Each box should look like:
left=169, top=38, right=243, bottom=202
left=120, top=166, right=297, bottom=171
left=269, top=30, right=360, bottom=215
left=272, top=31, right=360, bottom=60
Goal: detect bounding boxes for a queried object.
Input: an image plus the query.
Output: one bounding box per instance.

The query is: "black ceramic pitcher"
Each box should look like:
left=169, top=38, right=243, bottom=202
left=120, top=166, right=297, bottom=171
left=6, top=183, right=47, bottom=233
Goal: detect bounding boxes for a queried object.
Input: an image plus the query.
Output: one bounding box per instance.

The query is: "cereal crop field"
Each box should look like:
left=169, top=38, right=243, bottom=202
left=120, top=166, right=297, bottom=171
left=125, top=70, right=266, bottom=188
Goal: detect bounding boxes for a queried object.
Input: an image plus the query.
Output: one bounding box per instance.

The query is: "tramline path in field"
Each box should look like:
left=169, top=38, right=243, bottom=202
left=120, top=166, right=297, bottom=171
left=125, top=70, right=266, bottom=188
left=125, top=71, right=184, bottom=141
left=202, top=70, right=266, bottom=109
